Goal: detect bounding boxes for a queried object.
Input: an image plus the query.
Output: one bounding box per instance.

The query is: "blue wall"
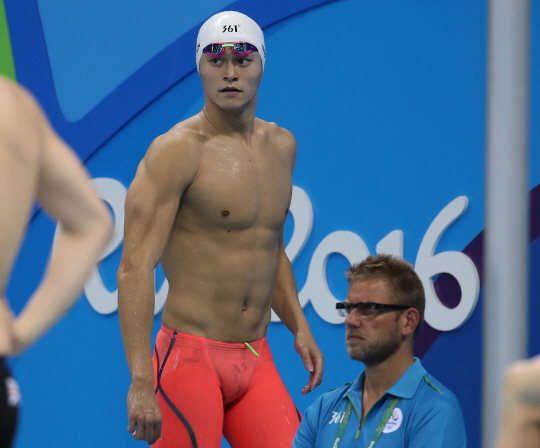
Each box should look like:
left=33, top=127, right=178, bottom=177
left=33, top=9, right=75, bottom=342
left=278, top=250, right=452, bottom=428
left=4, top=1, right=539, bottom=447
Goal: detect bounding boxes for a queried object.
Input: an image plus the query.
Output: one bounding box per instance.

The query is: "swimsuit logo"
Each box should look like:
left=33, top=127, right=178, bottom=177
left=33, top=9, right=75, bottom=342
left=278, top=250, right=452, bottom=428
left=382, top=407, right=402, bottom=433
left=223, top=24, right=241, bottom=33
left=5, top=377, right=21, bottom=407
left=329, top=411, right=344, bottom=424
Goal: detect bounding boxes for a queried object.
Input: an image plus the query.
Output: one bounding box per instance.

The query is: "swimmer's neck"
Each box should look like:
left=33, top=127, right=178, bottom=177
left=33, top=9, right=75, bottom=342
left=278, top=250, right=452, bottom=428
left=202, top=101, right=257, bottom=143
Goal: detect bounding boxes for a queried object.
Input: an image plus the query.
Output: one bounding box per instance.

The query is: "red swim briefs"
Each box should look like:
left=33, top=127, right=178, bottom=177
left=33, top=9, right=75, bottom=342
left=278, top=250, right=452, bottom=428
left=152, top=325, right=301, bottom=448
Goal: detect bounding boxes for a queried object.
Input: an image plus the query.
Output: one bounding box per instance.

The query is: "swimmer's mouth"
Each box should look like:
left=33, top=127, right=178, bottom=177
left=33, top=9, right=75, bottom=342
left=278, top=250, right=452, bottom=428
left=220, top=86, right=241, bottom=93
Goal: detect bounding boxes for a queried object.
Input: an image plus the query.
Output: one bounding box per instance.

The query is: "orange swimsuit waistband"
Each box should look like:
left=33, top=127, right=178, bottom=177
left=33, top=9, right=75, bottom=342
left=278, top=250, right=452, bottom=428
left=159, top=324, right=267, bottom=350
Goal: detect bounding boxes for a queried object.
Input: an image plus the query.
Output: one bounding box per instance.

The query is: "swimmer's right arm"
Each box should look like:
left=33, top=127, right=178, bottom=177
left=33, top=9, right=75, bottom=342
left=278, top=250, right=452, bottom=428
left=117, top=132, right=200, bottom=444
left=10, top=99, right=113, bottom=354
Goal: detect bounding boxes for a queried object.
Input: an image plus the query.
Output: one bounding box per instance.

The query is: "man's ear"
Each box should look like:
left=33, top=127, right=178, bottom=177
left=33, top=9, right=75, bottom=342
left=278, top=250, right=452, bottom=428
left=400, top=308, right=420, bottom=338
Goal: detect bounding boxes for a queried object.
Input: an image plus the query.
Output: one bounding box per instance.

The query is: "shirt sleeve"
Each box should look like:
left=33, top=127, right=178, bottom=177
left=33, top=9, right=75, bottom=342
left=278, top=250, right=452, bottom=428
left=407, top=394, right=467, bottom=448
left=292, top=400, right=321, bottom=448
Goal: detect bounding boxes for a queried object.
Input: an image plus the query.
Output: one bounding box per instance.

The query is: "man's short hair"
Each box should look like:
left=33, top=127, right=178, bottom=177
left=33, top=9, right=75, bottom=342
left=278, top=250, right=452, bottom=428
left=346, top=254, right=425, bottom=340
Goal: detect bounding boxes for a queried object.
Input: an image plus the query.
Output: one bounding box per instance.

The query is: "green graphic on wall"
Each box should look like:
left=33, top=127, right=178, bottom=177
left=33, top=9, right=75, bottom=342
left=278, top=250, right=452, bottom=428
left=0, top=0, right=16, bottom=80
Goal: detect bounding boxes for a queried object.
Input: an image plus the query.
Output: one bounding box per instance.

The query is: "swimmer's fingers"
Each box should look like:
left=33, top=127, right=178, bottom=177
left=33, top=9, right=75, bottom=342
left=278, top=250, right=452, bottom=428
left=138, top=411, right=163, bottom=443
left=150, top=419, right=162, bottom=445
left=130, top=418, right=148, bottom=441
left=129, top=414, right=160, bottom=443
left=127, top=417, right=136, bottom=434
left=127, top=401, right=147, bottom=440
left=311, top=349, right=324, bottom=390
left=127, top=384, right=163, bottom=443
left=147, top=417, right=162, bottom=445
left=295, top=332, right=324, bottom=395
left=301, top=350, right=324, bottom=395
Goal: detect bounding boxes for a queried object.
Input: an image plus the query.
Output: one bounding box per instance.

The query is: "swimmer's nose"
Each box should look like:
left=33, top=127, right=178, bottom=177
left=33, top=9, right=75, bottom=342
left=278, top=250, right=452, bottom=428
left=223, top=63, right=238, bottom=82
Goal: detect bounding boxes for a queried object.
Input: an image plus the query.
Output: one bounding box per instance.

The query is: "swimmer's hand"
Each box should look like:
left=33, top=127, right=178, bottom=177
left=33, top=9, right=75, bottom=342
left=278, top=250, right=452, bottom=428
left=294, top=330, right=324, bottom=395
left=127, top=379, right=162, bottom=445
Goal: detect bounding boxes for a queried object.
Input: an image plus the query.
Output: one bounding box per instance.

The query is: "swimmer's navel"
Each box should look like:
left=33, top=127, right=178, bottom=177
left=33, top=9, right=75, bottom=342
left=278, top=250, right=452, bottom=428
left=221, top=210, right=230, bottom=217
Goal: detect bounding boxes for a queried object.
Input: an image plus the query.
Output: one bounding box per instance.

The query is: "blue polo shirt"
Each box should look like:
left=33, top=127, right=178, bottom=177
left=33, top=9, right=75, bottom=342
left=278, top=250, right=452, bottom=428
left=293, top=358, right=466, bottom=448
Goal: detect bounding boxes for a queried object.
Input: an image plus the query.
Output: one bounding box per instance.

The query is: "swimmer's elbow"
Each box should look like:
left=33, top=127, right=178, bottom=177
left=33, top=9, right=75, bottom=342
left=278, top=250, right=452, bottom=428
left=117, top=261, right=135, bottom=283
left=96, top=205, right=114, bottom=245
left=117, top=257, right=152, bottom=283
left=76, top=199, right=113, bottom=249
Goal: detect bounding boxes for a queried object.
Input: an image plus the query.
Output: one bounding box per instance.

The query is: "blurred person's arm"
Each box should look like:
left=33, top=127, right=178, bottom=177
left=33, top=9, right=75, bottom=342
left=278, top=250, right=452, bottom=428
left=0, top=297, right=14, bottom=355
left=10, top=94, right=112, bottom=353
left=497, top=355, right=540, bottom=448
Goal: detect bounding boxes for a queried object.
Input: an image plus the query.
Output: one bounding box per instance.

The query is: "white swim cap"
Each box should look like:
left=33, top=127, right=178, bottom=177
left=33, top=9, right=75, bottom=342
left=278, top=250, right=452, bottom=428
left=196, top=11, right=266, bottom=72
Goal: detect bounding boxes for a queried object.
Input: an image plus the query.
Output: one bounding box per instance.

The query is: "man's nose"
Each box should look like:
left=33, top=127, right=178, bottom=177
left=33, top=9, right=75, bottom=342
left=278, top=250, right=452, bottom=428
left=345, top=310, right=361, bottom=327
left=223, top=62, right=238, bottom=82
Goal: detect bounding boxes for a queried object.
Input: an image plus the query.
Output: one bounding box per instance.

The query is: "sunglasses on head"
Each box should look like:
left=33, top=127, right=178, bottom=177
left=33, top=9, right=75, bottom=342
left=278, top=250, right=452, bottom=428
left=336, top=302, right=411, bottom=318
left=203, top=41, right=258, bottom=57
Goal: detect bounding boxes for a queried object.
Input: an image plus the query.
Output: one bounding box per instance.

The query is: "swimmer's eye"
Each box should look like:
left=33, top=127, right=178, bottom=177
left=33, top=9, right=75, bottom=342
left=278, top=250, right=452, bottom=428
left=236, top=58, right=251, bottom=65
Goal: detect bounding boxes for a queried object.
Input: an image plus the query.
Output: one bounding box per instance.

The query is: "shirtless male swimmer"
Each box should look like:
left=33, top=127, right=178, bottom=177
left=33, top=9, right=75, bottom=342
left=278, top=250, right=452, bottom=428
left=118, top=11, right=324, bottom=448
left=0, top=75, right=112, bottom=447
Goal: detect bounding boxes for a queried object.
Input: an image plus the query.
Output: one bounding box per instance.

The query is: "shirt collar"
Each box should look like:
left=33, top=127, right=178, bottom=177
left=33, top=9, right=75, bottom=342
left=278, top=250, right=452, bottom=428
left=345, top=358, right=426, bottom=399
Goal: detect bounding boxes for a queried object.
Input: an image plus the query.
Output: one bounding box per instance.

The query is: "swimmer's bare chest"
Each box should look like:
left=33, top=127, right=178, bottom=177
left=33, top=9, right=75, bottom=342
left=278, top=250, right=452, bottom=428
left=160, top=131, right=293, bottom=340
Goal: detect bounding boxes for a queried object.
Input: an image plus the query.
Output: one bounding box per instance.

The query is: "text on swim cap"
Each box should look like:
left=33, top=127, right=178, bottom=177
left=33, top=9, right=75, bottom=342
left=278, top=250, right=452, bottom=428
left=223, top=24, right=241, bottom=33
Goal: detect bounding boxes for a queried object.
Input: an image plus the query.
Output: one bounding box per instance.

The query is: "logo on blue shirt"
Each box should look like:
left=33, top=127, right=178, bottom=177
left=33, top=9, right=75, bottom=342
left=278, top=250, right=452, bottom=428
left=383, top=407, right=403, bottom=433
left=329, top=411, right=345, bottom=424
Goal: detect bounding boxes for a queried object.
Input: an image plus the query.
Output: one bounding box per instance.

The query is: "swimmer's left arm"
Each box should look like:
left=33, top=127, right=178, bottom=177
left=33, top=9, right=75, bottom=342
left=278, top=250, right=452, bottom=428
left=271, top=126, right=323, bottom=394
left=272, top=235, right=324, bottom=395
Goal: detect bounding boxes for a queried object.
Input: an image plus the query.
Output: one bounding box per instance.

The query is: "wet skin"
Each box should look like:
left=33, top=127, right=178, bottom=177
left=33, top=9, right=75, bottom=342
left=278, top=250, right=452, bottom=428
left=119, top=50, right=293, bottom=342
left=118, top=47, right=324, bottom=444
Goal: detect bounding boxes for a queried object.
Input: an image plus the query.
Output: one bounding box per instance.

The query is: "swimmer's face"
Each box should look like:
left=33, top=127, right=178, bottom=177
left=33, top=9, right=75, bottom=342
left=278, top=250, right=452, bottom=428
left=199, top=44, right=263, bottom=111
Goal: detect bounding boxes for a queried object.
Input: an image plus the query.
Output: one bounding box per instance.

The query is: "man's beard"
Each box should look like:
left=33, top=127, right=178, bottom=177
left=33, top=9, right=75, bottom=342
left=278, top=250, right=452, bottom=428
left=346, top=331, right=402, bottom=367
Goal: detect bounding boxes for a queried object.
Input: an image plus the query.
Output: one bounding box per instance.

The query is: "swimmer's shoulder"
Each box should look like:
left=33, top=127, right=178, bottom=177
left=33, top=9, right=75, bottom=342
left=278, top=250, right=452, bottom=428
left=0, top=77, right=35, bottom=131
left=0, top=76, right=44, bottom=122
left=138, top=116, right=207, bottom=186
left=149, top=113, right=211, bottom=157
left=0, top=76, right=45, bottom=162
left=255, top=118, right=297, bottom=168
left=0, top=75, right=25, bottom=105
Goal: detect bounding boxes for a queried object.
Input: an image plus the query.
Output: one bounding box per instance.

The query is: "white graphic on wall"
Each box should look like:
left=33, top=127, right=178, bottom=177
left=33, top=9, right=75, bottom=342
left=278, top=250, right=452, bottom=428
left=73, top=178, right=479, bottom=331
left=415, top=196, right=480, bottom=331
